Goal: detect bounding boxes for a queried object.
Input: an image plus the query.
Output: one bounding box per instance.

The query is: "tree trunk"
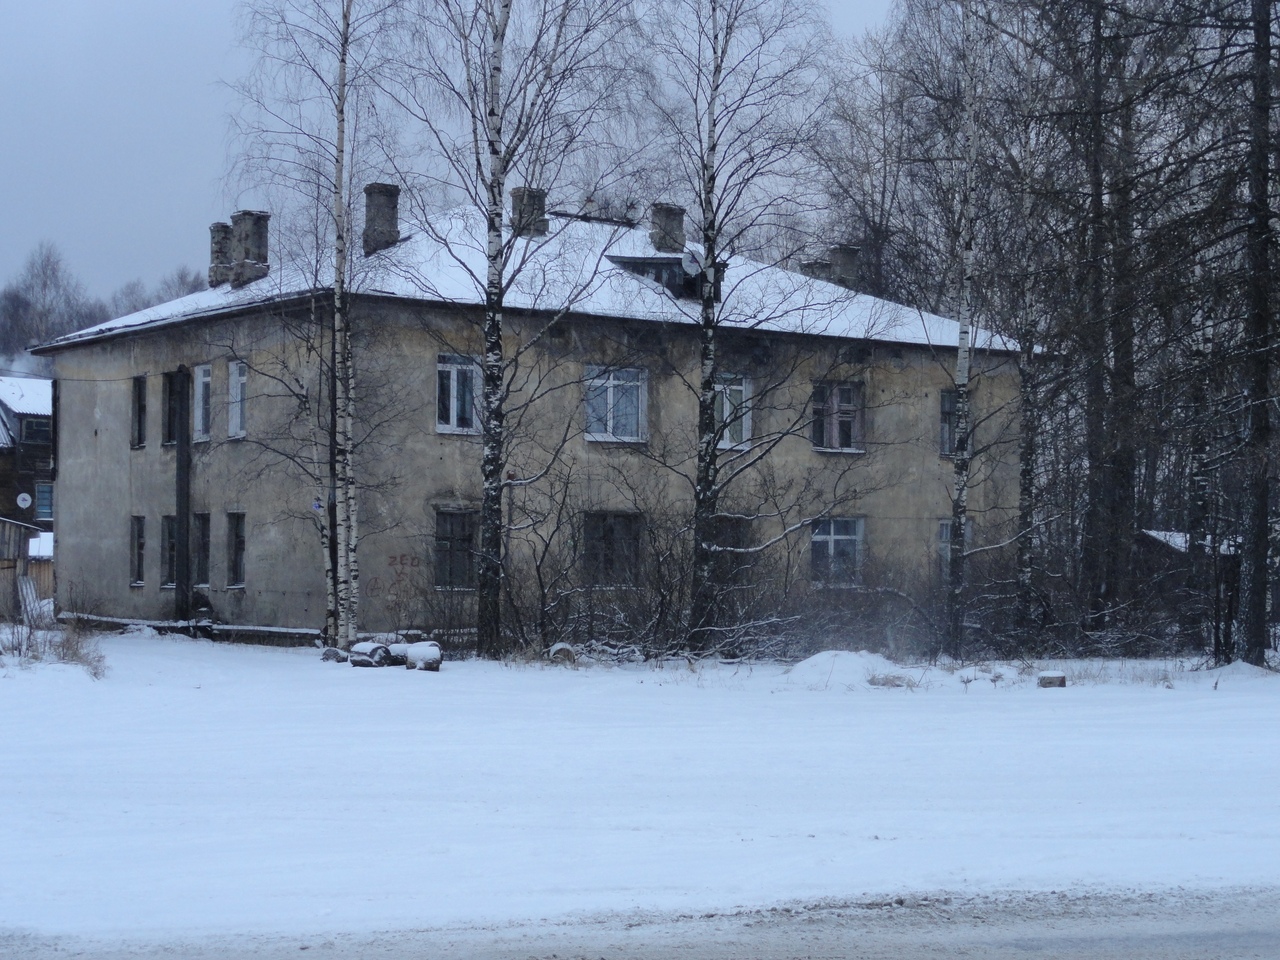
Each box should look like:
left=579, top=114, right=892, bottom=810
left=477, top=0, right=513, bottom=659
left=1080, top=0, right=1110, bottom=632
left=688, top=19, right=723, bottom=654
left=1237, top=0, right=1272, bottom=666
left=946, top=0, right=976, bottom=662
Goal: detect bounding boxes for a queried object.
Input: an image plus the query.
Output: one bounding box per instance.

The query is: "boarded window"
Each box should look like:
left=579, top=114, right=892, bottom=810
left=434, top=510, right=478, bottom=588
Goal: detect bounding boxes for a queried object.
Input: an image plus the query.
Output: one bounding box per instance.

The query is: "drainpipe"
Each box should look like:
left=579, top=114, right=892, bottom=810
left=175, top=367, right=192, bottom=621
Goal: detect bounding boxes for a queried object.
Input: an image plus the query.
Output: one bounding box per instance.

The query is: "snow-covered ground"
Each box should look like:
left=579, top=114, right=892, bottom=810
left=1, top=632, right=1277, bottom=955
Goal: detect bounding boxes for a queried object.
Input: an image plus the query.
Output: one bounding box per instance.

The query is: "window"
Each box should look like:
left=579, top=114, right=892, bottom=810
left=940, top=389, right=958, bottom=455
left=715, top=375, right=751, bottom=448
left=193, top=513, right=211, bottom=586
left=21, top=417, right=51, bottom=445
left=583, top=512, right=641, bottom=585
left=162, top=372, right=182, bottom=445
left=434, top=510, right=477, bottom=588
left=937, top=519, right=952, bottom=581
left=228, top=361, right=247, bottom=438
left=130, top=516, right=145, bottom=584
left=131, top=376, right=147, bottom=447
left=437, top=354, right=479, bottom=433
left=585, top=366, right=646, bottom=442
left=227, top=512, right=246, bottom=586
left=708, top=515, right=752, bottom=586
left=811, top=517, right=864, bottom=584
left=161, top=515, right=177, bottom=587
left=34, top=482, right=53, bottom=521
left=193, top=364, right=212, bottom=441
left=811, top=382, right=865, bottom=451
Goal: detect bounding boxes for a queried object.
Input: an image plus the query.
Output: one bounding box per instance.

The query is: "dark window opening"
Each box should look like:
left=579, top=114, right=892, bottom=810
left=227, top=512, right=246, bottom=586
left=131, top=376, right=147, bottom=447
left=584, top=512, right=642, bottom=586
left=940, top=389, right=958, bottom=455
left=130, top=516, right=145, bottom=584
left=193, top=513, right=211, bottom=586
left=162, top=372, right=181, bottom=445
left=161, top=515, right=177, bottom=587
left=21, top=417, right=51, bottom=445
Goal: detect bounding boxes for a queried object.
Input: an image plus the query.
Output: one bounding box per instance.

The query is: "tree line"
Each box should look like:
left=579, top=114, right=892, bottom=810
left=25, top=0, right=1269, bottom=663
left=0, top=242, right=203, bottom=364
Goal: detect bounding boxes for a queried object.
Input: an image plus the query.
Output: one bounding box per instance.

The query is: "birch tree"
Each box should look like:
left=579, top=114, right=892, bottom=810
left=234, top=0, right=400, bottom=646
left=640, top=0, right=830, bottom=651
left=387, top=0, right=635, bottom=656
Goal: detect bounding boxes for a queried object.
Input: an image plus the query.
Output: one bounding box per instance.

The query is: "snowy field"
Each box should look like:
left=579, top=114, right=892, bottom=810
left=2, top=632, right=1278, bottom=956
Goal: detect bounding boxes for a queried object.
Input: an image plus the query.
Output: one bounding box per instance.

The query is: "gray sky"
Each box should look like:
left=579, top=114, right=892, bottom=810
left=0, top=0, right=891, bottom=300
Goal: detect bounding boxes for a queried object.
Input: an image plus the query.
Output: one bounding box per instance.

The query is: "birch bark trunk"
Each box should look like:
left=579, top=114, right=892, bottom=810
left=476, top=0, right=512, bottom=659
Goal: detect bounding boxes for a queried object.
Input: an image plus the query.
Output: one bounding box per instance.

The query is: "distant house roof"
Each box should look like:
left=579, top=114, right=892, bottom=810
left=34, top=211, right=1018, bottom=356
left=0, top=376, right=53, bottom=449
left=0, top=377, right=52, bottom=416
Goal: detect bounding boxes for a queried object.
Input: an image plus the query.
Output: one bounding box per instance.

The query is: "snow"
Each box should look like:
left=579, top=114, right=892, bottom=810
left=1, top=635, right=1276, bottom=944
left=0, top=376, right=52, bottom=416
left=35, top=213, right=1015, bottom=356
left=27, top=531, right=53, bottom=559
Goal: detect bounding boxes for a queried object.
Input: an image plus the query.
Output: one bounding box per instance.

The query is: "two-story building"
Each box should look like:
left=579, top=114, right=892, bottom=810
left=34, top=188, right=1019, bottom=650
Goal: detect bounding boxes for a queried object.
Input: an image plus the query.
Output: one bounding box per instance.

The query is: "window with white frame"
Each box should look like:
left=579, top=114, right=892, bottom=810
left=810, top=516, right=864, bottom=584
left=228, top=361, right=248, bottom=438
left=193, top=364, right=212, bottom=441
left=715, top=374, right=751, bottom=448
left=810, top=381, right=865, bottom=451
left=437, top=354, right=479, bottom=433
left=585, top=366, right=646, bottom=442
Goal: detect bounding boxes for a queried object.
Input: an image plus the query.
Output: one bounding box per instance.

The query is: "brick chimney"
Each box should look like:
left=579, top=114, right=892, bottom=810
left=649, top=203, right=686, bottom=253
left=229, top=210, right=270, bottom=287
left=363, top=183, right=401, bottom=256
left=510, top=187, right=548, bottom=237
left=827, top=244, right=860, bottom=290
left=208, top=222, right=232, bottom=287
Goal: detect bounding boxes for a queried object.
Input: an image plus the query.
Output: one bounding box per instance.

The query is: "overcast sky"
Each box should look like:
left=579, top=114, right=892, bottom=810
left=0, top=1, right=892, bottom=300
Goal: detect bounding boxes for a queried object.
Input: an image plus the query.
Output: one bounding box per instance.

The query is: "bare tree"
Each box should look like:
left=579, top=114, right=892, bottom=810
left=385, top=0, right=636, bottom=656
left=638, top=0, right=832, bottom=650
left=233, top=0, right=401, bottom=646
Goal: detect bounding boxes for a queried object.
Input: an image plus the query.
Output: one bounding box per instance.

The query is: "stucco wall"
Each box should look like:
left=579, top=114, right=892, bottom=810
left=49, top=296, right=1018, bottom=635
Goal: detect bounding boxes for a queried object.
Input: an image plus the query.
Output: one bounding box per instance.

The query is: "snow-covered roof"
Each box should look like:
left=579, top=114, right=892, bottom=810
left=1140, top=529, right=1237, bottom=556
left=28, top=531, right=53, bottom=559
left=0, top=376, right=52, bottom=416
left=37, top=212, right=1017, bottom=355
